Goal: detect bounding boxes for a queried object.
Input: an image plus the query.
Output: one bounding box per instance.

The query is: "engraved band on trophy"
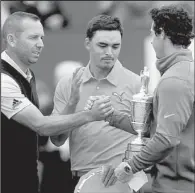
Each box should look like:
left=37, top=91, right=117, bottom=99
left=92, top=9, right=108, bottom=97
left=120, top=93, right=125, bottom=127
left=123, top=66, right=153, bottom=161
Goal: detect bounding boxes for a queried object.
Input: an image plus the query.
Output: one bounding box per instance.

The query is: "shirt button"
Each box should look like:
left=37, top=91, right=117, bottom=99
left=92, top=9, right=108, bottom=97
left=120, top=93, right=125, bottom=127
left=96, top=86, right=100, bottom=90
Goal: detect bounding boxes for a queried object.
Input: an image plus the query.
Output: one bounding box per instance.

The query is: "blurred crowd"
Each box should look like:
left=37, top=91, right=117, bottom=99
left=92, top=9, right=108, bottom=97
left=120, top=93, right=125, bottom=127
left=2, top=1, right=194, bottom=30
left=1, top=1, right=194, bottom=193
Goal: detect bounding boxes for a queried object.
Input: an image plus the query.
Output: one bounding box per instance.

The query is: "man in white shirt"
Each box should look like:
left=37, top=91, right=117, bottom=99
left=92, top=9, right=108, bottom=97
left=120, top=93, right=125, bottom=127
left=1, top=11, right=113, bottom=193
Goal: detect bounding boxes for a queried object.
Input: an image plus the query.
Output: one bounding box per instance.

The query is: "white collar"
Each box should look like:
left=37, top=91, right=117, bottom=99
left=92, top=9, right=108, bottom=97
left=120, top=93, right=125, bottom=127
left=1, top=51, right=32, bottom=82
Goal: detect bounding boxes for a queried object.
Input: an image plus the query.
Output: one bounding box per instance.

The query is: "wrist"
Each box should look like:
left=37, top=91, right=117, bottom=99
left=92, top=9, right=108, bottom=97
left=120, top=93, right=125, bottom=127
left=105, top=110, right=114, bottom=123
left=83, top=110, right=95, bottom=123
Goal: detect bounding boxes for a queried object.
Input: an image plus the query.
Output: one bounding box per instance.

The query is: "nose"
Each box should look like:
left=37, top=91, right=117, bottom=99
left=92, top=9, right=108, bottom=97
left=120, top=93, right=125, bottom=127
left=36, top=38, right=44, bottom=49
left=105, top=47, right=112, bottom=55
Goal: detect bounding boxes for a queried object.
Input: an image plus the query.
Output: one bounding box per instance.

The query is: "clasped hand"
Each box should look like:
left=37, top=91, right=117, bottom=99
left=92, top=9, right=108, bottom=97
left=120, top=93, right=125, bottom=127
left=84, top=95, right=114, bottom=121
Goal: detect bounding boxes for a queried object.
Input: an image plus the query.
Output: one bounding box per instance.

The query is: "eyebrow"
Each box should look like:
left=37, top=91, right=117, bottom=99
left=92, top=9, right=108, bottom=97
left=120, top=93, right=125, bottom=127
left=98, top=42, right=120, bottom=46
left=29, top=33, right=44, bottom=37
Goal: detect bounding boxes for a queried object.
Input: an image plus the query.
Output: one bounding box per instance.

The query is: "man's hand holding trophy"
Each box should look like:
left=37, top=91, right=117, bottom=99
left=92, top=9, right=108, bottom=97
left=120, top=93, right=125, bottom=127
left=99, top=66, right=153, bottom=192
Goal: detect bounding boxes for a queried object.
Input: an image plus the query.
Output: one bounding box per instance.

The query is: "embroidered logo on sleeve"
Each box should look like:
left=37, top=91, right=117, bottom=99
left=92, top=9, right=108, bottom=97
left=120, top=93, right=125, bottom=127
left=12, top=99, right=22, bottom=109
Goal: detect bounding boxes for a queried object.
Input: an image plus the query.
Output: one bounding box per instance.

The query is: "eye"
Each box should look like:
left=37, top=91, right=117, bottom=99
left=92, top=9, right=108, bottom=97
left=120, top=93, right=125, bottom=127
left=29, top=35, right=38, bottom=40
left=99, top=45, right=106, bottom=48
left=113, top=46, right=119, bottom=49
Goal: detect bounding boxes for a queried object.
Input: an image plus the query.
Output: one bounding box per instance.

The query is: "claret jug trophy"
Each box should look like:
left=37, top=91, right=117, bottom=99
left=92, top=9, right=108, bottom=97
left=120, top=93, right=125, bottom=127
left=123, top=66, right=153, bottom=161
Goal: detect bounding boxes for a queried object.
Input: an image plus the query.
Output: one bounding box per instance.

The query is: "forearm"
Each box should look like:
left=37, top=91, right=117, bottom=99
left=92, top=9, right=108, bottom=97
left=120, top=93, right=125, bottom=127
left=36, top=110, right=92, bottom=136
left=50, top=102, right=78, bottom=146
left=128, top=132, right=179, bottom=173
left=108, top=110, right=137, bottom=135
left=61, top=101, right=78, bottom=115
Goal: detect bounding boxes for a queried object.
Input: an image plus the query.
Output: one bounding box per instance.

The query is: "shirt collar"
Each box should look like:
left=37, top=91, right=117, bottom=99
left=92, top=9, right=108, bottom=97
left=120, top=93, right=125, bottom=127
left=156, top=49, right=193, bottom=75
left=82, top=59, right=122, bottom=86
left=1, top=51, right=32, bottom=82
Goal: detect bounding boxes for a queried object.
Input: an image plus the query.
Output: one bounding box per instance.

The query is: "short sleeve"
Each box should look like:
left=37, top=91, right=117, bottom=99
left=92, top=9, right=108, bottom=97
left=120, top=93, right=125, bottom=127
left=1, top=73, right=32, bottom=119
left=52, top=75, right=72, bottom=115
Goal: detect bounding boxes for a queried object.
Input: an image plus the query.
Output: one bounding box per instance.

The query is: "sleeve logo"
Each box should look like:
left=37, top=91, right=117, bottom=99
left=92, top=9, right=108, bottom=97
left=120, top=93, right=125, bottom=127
left=12, top=99, right=22, bottom=109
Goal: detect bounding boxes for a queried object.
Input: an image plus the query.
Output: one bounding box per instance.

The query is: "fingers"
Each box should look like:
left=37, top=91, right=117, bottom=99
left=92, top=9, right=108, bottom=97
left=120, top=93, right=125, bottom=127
left=72, top=67, right=84, bottom=85
left=101, top=165, right=110, bottom=183
left=97, top=100, right=114, bottom=116
left=89, top=96, right=98, bottom=102
left=102, top=165, right=116, bottom=187
left=104, top=107, right=114, bottom=117
left=99, top=102, right=111, bottom=109
left=75, top=67, right=85, bottom=80
left=110, top=176, right=117, bottom=186
left=100, top=106, right=113, bottom=114
left=87, top=99, right=94, bottom=107
left=84, top=103, right=93, bottom=111
left=84, top=98, right=96, bottom=111
left=94, top=98, right=112, bottom=110
left=72, top=67, right=82, bottom=79
left=96, top=96, right=111, bottom=104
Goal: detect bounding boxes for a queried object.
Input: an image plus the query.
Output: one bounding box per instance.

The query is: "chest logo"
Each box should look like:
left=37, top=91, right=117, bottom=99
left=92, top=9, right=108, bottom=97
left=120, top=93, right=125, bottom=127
left=112, top=92, right=125, bottom=102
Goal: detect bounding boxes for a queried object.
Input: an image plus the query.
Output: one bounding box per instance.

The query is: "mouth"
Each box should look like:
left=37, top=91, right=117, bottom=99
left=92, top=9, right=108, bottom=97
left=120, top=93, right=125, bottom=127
left=102, top=58, right=113, bottom=61
left=32, top=51, right=40, bottom=56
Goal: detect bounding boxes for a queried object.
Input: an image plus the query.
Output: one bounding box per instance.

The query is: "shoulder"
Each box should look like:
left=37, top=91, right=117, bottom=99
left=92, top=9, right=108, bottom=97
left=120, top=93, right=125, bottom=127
left=117, top=65, right=141, bottom=93
left=1, top=73, right=20, bottom=89
left=164, top=61, right=194, bottom=80
left=121, top=66, right=141, bottom=86
left=123, top=67, right=141, bottom=81
left=157, top=77, right=193, bottom=96
left=54, top=73, right=72, bottom=97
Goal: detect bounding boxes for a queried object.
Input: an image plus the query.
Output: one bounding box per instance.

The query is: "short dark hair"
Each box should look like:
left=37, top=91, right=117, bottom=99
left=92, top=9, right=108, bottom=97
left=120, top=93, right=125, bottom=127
left=2, top=11, right=41, bottom=44
left=86, top=15, right=123, bottom=40
left=149, top=5, right=195, bottom=47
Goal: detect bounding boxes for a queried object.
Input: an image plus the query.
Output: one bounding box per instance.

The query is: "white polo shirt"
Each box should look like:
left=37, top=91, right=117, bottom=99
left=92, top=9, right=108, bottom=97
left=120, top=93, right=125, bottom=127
left=53, top=60, right=141, bottom=172
left=1, top=51, right=33, bottom=119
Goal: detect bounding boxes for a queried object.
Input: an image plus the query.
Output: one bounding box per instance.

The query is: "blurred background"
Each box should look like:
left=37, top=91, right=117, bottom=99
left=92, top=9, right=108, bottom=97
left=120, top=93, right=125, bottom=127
left=1, top=1, right=194, bottom=193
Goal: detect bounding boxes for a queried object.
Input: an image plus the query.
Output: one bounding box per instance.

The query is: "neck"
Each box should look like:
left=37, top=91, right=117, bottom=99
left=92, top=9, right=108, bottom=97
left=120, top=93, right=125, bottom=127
left=164, top=42, right=187, bottom=57
left=89, top=61, right=111, bottom=80
left=5, top=49, right=28, bottom=73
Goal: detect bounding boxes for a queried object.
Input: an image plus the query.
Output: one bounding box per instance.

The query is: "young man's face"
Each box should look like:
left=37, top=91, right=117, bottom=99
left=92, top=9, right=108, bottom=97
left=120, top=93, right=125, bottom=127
left=13, top=18, right=44, bottom=66
left=150, top=22, right=165, bottom=59
left=85, top=30, right=121, bottom=71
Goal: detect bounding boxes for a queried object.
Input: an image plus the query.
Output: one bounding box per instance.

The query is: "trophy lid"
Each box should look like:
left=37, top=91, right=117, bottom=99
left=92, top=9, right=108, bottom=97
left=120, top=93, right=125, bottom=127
left=132, top=66, right=153, bottom=103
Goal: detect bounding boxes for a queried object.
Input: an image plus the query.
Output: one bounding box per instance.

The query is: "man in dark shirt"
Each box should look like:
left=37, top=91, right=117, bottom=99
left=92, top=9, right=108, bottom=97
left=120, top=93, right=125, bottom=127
left=102, top=4, right=194, bottom=193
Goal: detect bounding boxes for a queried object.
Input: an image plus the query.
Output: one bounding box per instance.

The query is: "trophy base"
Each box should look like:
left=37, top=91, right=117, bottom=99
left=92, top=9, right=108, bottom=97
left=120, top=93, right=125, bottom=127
left=123, top=137, right=150, bottom=161
left=131, top=122, right=150, bottom=137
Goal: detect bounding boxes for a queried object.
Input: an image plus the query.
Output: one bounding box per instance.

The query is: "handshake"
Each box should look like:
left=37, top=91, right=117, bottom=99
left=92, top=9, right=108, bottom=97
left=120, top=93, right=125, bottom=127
left=84, top=95, right=114, bottom=122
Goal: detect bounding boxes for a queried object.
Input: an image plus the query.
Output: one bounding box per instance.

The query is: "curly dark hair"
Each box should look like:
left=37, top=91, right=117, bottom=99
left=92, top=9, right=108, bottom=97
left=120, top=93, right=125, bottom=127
left=149, top=5, right=195, bottom=48
left=86, top=15, right=123, bottom=40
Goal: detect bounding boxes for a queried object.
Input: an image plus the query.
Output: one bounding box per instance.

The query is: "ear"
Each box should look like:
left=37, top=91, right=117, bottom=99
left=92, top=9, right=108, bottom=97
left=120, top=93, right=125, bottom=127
left=7, top=33, right=17, bottom=47
left=84, top=37, right=90, bottom=50
left=160, top=29, right=166, bottom=40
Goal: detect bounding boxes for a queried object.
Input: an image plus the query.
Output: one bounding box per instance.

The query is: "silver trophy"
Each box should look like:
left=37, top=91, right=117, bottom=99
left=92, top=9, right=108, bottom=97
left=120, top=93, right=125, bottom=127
left=123, top=66, right=153, bottom=161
